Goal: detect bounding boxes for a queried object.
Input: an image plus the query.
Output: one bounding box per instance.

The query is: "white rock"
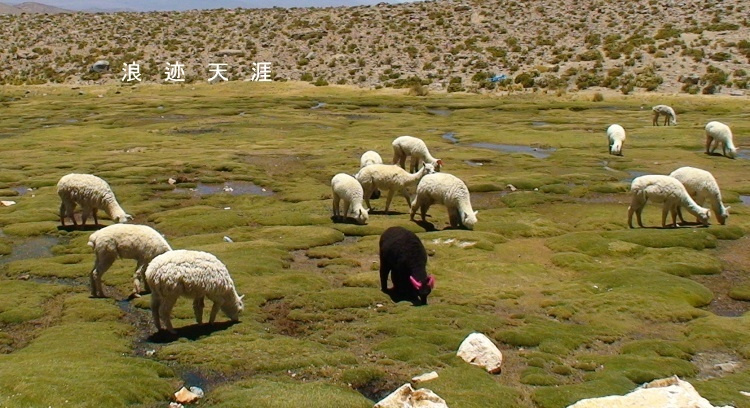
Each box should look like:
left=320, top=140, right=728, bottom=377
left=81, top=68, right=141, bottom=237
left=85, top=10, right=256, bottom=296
left=506, top=184, right=517, bottom=192
left=566, top=376, right=734, bottom=408
left=1, top=201, right=16, bottom=207
left=168, top=178, right=177, bottom=185
left=223, top=236, right=234, bottom=243
left=412, top=371, right=439, bottom=383
left=374, top=383, right=448, bottom=408
left=456, top=332, right=503, bottom=374
left=189, top=386, right=204, bottom=398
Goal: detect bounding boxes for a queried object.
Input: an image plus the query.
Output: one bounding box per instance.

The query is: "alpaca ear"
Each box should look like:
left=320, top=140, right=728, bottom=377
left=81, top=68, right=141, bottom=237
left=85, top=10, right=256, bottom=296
left=409, top=276, right=423, bottom=290
left=437, top=159, right=443, bottom=166
left=725, top=206, right=731, bottom=211
left=474, top=210, right=478, bottom=216
left=239, top=294, right=245, bottom=300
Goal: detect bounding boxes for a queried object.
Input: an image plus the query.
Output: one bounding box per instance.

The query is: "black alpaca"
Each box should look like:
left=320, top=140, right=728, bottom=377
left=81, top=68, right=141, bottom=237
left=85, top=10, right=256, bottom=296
left=379, top=226, right=435, bottom=305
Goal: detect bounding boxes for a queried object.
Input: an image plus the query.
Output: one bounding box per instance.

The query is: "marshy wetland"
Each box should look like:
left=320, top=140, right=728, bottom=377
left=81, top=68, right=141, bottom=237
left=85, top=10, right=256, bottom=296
left=0, top=83, right=749, bottom=407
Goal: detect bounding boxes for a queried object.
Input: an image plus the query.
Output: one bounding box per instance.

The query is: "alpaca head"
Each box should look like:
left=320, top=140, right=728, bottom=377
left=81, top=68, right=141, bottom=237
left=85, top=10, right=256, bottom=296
left=409, top=275, right=435, bottom=305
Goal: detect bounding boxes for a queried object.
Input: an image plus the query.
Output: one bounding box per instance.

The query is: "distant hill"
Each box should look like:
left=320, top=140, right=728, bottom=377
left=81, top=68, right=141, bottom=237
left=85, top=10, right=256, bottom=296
left=0, top=2, right=22, bottom=13
left=0, top=2, right=71, bottom=13
left=0, top=0, right=747, bottom=94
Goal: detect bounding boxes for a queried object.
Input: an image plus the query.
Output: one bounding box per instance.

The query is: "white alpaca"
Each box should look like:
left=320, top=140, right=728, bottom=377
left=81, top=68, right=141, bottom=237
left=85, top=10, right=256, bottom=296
left=360, top=150, right=384, bottom=168
left=410, top=173, right=478, bottom=229
left=606, top=124, right=626, bottom=156
left=669, top=166, right=730, bottom=225
left=331, top=173, right=369, bottom=225
left=145, top=250, right=244, bottom=333
left=356, top=163, right=435, bottom=213
left=652, top=105, right=677, bottom=126
left=87, top=224, right=172, bottom=298
left=628, top=175, right=710, bottom=228
left=705, top=121, right=737, bottom=159
left=392, top=136, right=443, bottom=173
left=57, top=173, right=132, bottom=227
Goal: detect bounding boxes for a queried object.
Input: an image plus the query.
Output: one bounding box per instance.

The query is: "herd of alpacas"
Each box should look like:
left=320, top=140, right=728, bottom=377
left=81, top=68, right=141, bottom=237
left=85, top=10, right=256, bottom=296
left=53, top=104, right=737, bottom=334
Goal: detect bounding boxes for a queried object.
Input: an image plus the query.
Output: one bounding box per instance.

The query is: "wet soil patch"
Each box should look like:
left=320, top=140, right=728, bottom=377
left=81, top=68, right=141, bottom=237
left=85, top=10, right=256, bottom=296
left=0, top=294, right=67, bottom=354
left=261, top=299, right=305, bottom=337
left=693, top=237, right=750, bottom=317
left=470, top=143, right=555, bottom=159
left=692, top=351, right=743, bottom=380
left=355, top=378, right=404, bottom=403
left=0, top=236, right=61, bottom=265
left=622, top=170, right=648, bottom=183
left=173, top=181, right=274, bottom=197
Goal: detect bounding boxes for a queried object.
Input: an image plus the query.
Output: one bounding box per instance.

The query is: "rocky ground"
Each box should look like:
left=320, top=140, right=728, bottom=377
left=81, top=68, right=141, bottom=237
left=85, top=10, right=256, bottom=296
left=0, top=0, right=748, bottom=94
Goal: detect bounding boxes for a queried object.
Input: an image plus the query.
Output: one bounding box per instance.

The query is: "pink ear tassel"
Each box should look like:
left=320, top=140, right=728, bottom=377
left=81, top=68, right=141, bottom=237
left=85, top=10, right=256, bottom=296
left=427, top=275, right=435, bottom=289
left=410, top=276, right=423, bottom=290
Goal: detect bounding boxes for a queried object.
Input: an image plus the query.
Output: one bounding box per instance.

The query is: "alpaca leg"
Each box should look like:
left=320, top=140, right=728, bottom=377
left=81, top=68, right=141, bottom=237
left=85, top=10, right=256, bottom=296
left=661, top=204, right=670, bottom=228
left=92, top=208, right=99, bottom=226
left=159, top=296, right=178, bottom=333
left=653, top=112, right=659, bottom=126
left=705, top=135, right=714, bottom=154
left=384, top=189, right=396, bottom=213
left=59, top=202, right=67, bottom=226
left=209, top=298, right=223, bottom=323
left=91, top=253, right=116, bottom=298
left=410, top=196, right=420, bottom=220
left=193, top=296, right=205, bottom=324
left=81, top=207, right=90, bottom=227
left=362, top=184, right=373, bottom=210
left=150, top=294, right=162, bottom=331
left=676, top=206, right=687, bottom=224
left=420, top=202, right=429, bottom=221
left=332, top=194, right=340, bottom=219
left=636, top=207, right=645, bottom=228
left=670, top=205, right=679, bottom=227
left=379, top=258, right=391, bottom=292
left=342, top=201, right=351, bottom=220
left=627, top=206, right=635, bottom=228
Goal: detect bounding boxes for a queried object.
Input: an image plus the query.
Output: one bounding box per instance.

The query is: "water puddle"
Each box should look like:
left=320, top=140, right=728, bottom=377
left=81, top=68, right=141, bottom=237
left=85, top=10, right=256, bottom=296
left=173, top=181, right=274, bottom=197
left=470, top=143, right=555, bottom=159
left=310, top=102, right=327, bottom=109
left=65, top=119, right=79, bottom=123
left=465, top=160, right=484, bottom=167
left=442, top=132, right=459, bottom=144
left=622, top=170, right=648, bottom=183
left=11, top=186, right=32, bottom=196
left=0, top=236, right=60, bottom=265
left=531, top=121, right=548, bottom=127
left=427, top=108, right=451, bottom=116
left=740, top=195, right=750, bottom=205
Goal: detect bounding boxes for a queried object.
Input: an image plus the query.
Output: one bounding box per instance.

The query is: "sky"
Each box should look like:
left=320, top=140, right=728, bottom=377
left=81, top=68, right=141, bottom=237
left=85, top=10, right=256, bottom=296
left=6, top=0, right=416, bottom=11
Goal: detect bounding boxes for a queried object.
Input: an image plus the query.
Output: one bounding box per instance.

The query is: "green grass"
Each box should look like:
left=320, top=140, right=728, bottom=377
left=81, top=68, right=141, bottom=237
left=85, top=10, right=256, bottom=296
left=0, top=82, right=749, bottom=407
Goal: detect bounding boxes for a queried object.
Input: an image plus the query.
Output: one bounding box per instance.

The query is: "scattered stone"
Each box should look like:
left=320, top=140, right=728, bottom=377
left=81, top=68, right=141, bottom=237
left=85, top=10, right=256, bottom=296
left=715, top=362, right=740, bottom=373
left=374, top=383, right=448, bottom=408
left=168, top=178, right=177, bottom=185
left=457, top=332, right=503, bottom=374
left=174, top=387, right=201, bottom=404
left=90, top=60, right=109, bottom=72
left=169, top=403, right=184, bottom=408
left=506, top=184, right=517, bottom=192
left=145, top=349, right=156, bottom=357
left=412, top=371, right=439, bottom=384
left=740, top=391, right=750, bottom=397
left=18, top=274, right=30, bottom=280
left=223, top=236, right=234, bottom=243
left=566, top=376, right=734, bottom=408
left=1, top=201, right=17, bottom=207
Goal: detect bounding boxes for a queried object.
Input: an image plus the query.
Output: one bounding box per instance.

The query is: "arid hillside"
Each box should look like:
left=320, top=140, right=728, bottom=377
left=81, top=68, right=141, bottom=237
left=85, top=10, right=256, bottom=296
left=0, top=0, right=748, bottom=94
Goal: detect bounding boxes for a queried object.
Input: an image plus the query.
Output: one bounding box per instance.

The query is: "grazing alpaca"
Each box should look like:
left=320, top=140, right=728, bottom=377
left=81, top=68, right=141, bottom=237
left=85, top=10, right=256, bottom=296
left=652, top=105, right=677, bottom=126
